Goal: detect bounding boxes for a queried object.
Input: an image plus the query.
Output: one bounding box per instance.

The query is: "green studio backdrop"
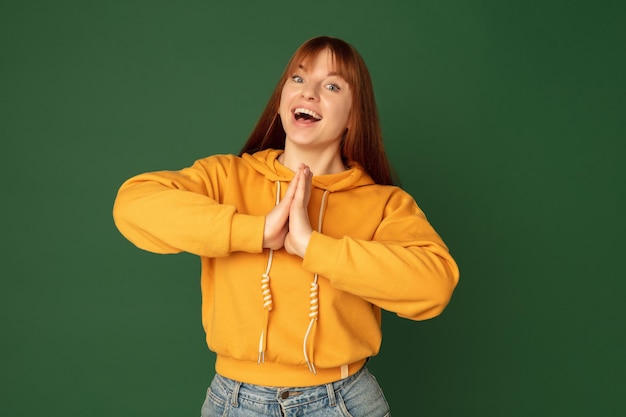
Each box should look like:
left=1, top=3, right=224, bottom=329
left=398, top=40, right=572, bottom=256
left=1, top=1, right=624, bottom=416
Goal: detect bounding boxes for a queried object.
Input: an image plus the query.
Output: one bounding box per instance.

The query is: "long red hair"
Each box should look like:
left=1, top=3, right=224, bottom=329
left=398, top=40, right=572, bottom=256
left=239, top=36, right=394, bottom=185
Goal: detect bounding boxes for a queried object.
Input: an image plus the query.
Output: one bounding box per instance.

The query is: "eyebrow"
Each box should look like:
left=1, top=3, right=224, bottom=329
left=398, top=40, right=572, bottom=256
left=297, top=64, right=340, bottom=77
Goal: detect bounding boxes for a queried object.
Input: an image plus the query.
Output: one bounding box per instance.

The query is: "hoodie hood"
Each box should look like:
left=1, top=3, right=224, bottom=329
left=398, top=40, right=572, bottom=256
left=242, top=149, right=375, bottom=192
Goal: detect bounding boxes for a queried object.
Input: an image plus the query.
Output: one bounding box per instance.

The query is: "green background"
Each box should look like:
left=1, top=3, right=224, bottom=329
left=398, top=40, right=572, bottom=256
left=2, top=1, right=624, bottom=416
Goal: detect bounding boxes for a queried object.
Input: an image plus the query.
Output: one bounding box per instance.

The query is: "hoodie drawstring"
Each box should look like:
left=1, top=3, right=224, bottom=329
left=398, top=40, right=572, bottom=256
left=257, top=181, right=330, bottom=375
left=303, top=189, right=329, bottom=374
left=258, top=181, right=281, bottom=364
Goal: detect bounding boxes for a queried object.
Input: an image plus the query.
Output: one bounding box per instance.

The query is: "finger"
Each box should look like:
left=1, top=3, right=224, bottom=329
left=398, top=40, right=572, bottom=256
left=292, top=166, right=310, bottom=209
left=293, top=166, right=305, bottom=204
left=280, top=167, right=301, bottom=207
left=297, top=166, right=312, bottom=205
left=303, top=166, right=313, bottom=204
left=269, top=169, right=302, bottom=223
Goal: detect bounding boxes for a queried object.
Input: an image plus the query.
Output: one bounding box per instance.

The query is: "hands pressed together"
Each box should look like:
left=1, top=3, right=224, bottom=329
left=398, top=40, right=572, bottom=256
left=262, top=164, right=314, bottom=258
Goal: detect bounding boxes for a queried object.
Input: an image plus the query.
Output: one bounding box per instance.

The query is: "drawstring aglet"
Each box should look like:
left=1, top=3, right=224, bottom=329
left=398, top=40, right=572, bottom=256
left=306, top=360, right=317, bottom=374
left=258, top=329, right=266, bottom=364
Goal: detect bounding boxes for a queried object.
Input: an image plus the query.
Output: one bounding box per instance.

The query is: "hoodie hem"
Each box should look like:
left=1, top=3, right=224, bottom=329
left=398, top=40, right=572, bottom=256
left=215, top=355, right=367, bottom=387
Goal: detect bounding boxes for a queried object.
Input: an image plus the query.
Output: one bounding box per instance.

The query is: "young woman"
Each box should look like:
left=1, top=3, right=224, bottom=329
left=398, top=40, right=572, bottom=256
left=113, top=36, right=459, bottom=417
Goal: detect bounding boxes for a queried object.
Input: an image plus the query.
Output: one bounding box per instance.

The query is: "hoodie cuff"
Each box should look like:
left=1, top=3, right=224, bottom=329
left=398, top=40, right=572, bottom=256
left=302, top=231, right=340, bottom=276
left=230, top=213, right=264, bottom=253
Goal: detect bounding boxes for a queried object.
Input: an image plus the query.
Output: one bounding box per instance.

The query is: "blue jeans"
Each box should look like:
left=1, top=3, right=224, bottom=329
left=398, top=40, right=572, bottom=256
left=200, top=366, right=391, bottom=417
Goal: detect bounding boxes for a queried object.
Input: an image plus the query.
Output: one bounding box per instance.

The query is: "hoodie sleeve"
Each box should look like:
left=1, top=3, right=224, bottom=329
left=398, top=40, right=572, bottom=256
left=112, top=155, right=265, bottom=257
left=302, top=189, right=459, bottom=321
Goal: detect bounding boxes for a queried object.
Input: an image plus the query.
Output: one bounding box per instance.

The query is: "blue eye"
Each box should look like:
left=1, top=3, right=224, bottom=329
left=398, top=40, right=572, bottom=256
left=292, top=75, right=304, bottom=83
left=326, top=84, right=341, bottom=92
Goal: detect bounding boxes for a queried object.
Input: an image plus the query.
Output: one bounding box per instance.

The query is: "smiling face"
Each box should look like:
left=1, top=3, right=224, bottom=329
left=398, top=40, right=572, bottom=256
left=278, top=48, right=353, bottom=153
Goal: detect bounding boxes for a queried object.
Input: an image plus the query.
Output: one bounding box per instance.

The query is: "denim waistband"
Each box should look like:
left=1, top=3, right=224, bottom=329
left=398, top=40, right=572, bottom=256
left=212, top=365, right=368, bottom=407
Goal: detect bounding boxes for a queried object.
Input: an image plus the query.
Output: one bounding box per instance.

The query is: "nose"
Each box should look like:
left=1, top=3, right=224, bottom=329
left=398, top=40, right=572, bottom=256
left=300, top=83, right=319, bottom=101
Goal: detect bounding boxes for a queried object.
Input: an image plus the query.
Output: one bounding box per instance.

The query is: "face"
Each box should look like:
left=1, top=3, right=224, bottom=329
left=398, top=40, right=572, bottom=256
left=278, top=48, right=352, bottom=152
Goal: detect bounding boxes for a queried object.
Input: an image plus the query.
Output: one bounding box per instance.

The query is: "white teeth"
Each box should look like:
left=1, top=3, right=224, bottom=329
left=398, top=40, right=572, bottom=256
left=294, top=107, right=322, bottom=120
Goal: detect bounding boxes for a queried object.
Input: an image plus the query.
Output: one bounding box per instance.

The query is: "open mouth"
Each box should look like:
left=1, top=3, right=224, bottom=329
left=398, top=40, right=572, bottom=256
left=293, top=107, right=322, bottom=123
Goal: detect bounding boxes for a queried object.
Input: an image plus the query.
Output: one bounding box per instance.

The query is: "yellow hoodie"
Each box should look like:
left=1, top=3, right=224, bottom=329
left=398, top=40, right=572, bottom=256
left=113, top=149, right=459, bottom=387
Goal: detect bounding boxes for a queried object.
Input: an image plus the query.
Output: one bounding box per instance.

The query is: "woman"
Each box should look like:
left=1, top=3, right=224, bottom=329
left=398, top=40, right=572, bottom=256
left=113, top=36, right=459, bottom=416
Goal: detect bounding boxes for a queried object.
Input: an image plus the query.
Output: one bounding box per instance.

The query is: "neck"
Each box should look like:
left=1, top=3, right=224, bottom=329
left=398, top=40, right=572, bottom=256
left=279, top=143, right=346, bottom=176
